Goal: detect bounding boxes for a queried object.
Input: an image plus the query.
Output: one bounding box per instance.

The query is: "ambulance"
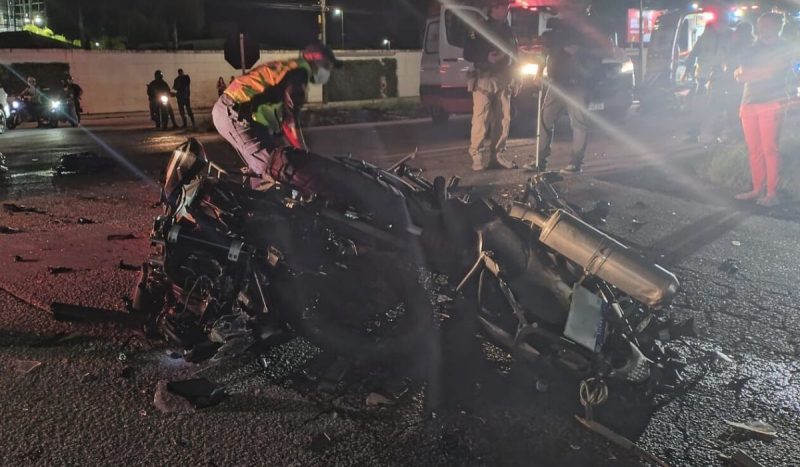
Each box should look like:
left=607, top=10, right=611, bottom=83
left=420, top=0, right=636, bottom=124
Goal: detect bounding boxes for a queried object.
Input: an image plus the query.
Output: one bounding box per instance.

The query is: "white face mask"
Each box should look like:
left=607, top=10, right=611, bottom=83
left=312, top=67, right=331, bottom=85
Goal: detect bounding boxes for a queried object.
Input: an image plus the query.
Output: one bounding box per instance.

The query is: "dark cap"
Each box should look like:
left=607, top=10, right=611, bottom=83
left=302, top=43, right=343, bottom=68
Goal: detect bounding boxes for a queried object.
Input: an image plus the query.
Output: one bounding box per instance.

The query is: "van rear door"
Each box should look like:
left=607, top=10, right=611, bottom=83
left=439, top=5, right=486, bottom=89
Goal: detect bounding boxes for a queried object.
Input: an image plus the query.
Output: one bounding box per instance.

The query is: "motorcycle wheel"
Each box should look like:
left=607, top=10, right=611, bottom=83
left=6, top=115, right=17, bottom=130
left=0, top=112, right=6, bottom=134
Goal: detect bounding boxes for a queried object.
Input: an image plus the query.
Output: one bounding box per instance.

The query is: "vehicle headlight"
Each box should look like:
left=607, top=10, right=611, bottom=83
left=12, top=100, right=20, bottom=109
left=160, top=95, right=169, bottom=104
left=520, top=63, right=540, bottom=77
left=620, top=61, right=635, bottom=74
left=51, top=100, right=62, bottom=110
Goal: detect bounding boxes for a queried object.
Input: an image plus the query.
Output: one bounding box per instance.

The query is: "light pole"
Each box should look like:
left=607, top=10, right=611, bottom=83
left=332, top=7, right=344, bottom=48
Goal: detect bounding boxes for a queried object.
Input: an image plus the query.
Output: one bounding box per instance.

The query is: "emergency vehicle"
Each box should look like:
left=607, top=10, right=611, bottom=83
left=420, top=0, right=636, bottom=124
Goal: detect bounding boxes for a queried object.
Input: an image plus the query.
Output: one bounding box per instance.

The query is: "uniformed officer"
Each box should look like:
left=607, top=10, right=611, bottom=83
left=463, top=0, right=518, bottom=171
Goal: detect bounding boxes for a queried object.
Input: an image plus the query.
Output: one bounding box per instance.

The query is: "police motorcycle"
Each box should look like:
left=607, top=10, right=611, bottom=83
left=131, top=139, right=688, bottom=396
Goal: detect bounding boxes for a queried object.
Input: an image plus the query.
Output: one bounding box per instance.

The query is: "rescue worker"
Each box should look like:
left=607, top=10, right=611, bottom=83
left=463, top=0, right=518, bottom=171
left=212, top=43, right=342, bottom=189
left=524, top=14, right=596, bottom=173
left=147, top=70, right=176, bottom=130
left=173, top=68, right=195, bottom=129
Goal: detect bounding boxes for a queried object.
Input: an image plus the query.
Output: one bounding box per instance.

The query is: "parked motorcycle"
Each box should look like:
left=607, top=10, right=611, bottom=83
left=131, top=139, right=688, bottom=395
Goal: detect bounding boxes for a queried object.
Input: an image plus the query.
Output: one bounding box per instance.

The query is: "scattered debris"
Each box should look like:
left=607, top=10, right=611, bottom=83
left=13, top=255, right=37, bottom=263
left=107, top=233, right=137, bottom=241
left=47, top=266, right=75, bottom=275
left=51, top=302, right=143, bottom=326
left=118, top=260, right=140, bottom=271
left=630, top=218, right=648, bottom=232
left=12, top=359, right=43, bottom=374
left=53, top=152, right=116, bottom=175
left=710, top=350, right=735, bottom=364
left=0, top=226, right=21, bottom=234
left=366, top=392, right=395, bottom=407
left=120, top=367, right=134, bottom=379
left=166, top=378, right=228, bottom=409
left=731, top=241, right=742, bottom=247
left=77, top=217, right=95, bottom=225
left=585, top=201, right=611, bottom=225
left=535, top=379, right=549, bottom=393
left=730, top=450, right=766, bottom=467
left=569, top=444, right=581, bottom=451
left=309, top=432, right=333, bottom=453
left=719, top=259, right=740, bottom=275
left=724, top=420, right=778, bottom=439
left=30, top=331, right=85, bottom=348
left=153, top=380, right=195, bottom=414
left=575, top=416, right=669, bottom=467
left=3, top=203, right=45, bottom=214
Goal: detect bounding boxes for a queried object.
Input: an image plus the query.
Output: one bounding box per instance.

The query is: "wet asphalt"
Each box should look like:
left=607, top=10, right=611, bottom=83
left=0, top=112, right=799, bottom=466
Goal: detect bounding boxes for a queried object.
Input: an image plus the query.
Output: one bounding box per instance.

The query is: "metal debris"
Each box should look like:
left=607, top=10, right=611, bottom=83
left=53, top=152, right=116, bottom=175
left=118, top=260, right=140, bottom=271
left=47, top=266, right=74, bottom=275
left=77, top=217, right=95, bottom=225
left=0, top=226, right=21, bottom=234
left=166, top=378, right=228, bottom=409
left=719, top=259, right=739, bottom=275
left=153, top=380, right=195, bottom=414
left=13, top=255, right=37, bottom=263
left=711, top=350, right=735, bottom=364
left=366, top=392, right=395, bottom=407
left=107, top=233, right=137, bottom=241
left=730, top=450, right=766, bottom=467
left=723, top=420, right=778, bottom=439
left=3, top=203, right=45, bottom=214
left=12, top=359, right=43, bottom=374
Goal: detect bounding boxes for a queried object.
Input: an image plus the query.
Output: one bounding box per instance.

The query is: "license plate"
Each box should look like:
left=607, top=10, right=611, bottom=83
left=589, top=102, right=604, bottom=111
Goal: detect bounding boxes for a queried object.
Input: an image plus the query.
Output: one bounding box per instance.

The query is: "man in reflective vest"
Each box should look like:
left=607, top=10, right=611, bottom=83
left=212, top=43, right=342, bottom=188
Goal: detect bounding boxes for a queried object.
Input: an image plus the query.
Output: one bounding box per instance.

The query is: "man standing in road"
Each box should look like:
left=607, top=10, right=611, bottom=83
left=463, top=0, right=517, bottom=172
left=524, top=15, right=596, bottom=174
left=173, top=69, right=195, bottom=129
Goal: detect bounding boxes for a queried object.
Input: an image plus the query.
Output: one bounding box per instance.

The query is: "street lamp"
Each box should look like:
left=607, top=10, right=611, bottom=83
left=332, top=7, right=344, bottom=48
left=382, top=38, right=391, bottom=50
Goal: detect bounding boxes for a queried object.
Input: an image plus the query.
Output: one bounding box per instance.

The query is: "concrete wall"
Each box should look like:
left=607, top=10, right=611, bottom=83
left=1, top=49, right=422, bottom=114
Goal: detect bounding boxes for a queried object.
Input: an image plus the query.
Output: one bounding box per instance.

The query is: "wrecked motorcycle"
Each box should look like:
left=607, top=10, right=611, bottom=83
left=132, top=138, right=687, bottom=394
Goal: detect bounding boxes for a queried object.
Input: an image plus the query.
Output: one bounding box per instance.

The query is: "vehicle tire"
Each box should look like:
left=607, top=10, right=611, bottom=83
left=0, top=112, right=6, bottom=134
left=430, top=107, right=450, bottom=124
left=6, top=115, right=17, bottom=130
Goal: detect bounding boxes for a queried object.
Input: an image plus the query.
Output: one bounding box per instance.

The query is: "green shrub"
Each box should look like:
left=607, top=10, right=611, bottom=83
left=327, top=58, right=398, bottom=102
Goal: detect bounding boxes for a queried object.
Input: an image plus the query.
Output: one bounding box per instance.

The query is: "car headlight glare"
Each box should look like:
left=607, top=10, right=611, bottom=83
left=620, top=61, right=635, bottom=74
left=520, top=63, right=540, bottom=77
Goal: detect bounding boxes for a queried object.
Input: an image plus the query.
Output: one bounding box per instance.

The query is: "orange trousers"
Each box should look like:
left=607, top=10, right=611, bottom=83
left=740, top=101, right=785, bottom=197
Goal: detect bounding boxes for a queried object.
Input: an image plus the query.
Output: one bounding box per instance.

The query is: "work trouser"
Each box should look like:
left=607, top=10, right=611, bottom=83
left=740, top=101, right=785, bottom=197
left=469, top=74, right=512, bottom=167
left=177, top=96, right=195, bottom=127
left=536, top=84, right=590, bottom=169
left=213, top=94, right=280, bottom=188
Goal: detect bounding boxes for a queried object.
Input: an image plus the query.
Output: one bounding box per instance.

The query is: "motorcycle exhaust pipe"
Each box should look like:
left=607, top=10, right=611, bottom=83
left=509, top=205, right=679, bottom=309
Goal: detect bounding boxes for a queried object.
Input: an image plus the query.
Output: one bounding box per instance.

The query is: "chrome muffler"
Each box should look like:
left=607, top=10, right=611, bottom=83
left=509, top=205, right=679, bottom=309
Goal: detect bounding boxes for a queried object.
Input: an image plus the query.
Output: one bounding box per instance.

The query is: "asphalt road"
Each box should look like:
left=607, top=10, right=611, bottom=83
left=1, top=112, right=799, bottom=466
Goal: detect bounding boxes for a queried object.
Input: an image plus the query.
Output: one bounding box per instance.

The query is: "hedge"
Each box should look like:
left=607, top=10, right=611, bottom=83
left=326, top=58, right=398, bottom=102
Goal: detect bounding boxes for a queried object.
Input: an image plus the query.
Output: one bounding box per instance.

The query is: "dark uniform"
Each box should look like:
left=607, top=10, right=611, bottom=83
left=147, top=73, right=177, bottom=129
left=463, top=2, right=517, bottom=171
left=173, top=70, right=195, bottom=129
left=531, top=17, right=596, bottom=173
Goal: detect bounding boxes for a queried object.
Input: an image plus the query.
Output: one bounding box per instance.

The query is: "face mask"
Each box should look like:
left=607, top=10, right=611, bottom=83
left=313, top=67, right=331, bottom=85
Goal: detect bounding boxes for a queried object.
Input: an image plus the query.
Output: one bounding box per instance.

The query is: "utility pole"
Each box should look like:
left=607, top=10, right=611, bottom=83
left=320, top=0, right=327, bottom=45
left=638, top=0, right=644, bottom=84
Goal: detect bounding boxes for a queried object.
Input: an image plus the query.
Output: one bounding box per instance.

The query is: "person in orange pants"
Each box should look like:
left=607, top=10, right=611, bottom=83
left=734, top=13, right=795, bottom=207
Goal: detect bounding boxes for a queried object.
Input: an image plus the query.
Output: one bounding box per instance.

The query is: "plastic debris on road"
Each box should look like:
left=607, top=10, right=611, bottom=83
left=366, top=392, right=395, bottom=407
left=118, top=260, right=139, bottom=271
left=0, top=226, right=21, bottom=234
left=723, top=419, right=778, bottom=439
left=719, top=259, right=739, bottom=275
left=107, top=233, right=137, bottom=241
left=47, top=266, right=75, bottom=275
left=166, top=378, right=228, bottom=409
left=153, top=380, right=196, bottom=414
left=12, top=359, right=43, bottom=374
left=77, top=217, right=95, bottom=225
left=3, top=203, right=45, bottom=214
left=731, top=241, right=742, bottom=247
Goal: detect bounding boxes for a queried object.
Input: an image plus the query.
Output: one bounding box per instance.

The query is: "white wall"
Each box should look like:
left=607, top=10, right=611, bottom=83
left=1, top=49, right=422, bottom=114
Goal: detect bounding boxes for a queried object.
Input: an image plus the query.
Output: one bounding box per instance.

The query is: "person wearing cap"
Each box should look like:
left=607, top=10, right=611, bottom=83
left=212, top=43, right=342, bottom=189
left=463, top=0, right=518, bottom=171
